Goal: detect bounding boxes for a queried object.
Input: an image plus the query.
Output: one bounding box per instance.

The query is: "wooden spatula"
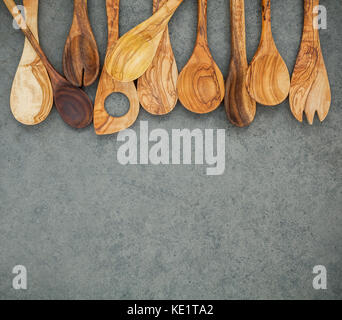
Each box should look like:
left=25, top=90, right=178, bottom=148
left=246, top=0, right=290, bottom=106
left=177, top=0, right=225, bottom=114
left=137, top=0, right=178, bottom=115
left=93, top=0, right=139, bottom=135
left=3, top=0, right=93, bottom=129
left=225, top=0, right=256, bottom=127
left=105, top=0, right=184, bottom=82
left=63, top=0, right=100, bottom=87
left=10, top=0, right=53, bottom=125
left=289, top=0, right=331, bottom=124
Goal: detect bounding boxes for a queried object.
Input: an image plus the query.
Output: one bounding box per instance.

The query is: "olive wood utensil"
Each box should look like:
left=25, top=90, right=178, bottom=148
left=177, top=0, right=225, bottom=114
left=137, top=0, right=178, bottom=115
left=3, top=0, right=93, bottom=129
left=105, top=0, right=184, bottom=82
left=94, top=0, right=139, bottom=135
left=63, top=0, right=100, bottom=87
left=225, top=0, right=256, bottom=127
left=289, top=0, right=331, bottom=124
left=10, top=0, right=53, bottom=125
left=246, top=0, right=290, bottom=106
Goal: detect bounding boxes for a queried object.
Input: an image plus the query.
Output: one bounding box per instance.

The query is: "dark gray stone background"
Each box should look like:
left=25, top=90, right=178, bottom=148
left=0, top=0, right=341, bottom=300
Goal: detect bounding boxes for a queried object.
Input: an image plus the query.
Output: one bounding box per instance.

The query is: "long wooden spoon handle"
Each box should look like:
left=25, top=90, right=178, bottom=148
left=3, top=0, right=55, bottom=76
left=230, top=0, right=247, bottom=62
left=261, top=0, right=272, bottom=40
left=196, top=0, right=208, bottom=44
left=106, top=0, right=120, bottom=48
left=154, top=0, right=167, bottom=12
left=302, top=0, right=320, bottom=44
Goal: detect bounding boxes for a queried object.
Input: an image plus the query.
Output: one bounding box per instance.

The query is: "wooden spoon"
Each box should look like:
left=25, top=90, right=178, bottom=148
left=94, top=0, right=139, bottom=135
left=105, top=0, right=184, bottom=82
left=3, top=0, right=93, bottom=128
left=246, top=0, right=290, bottom=106
left=137, top=0, right=178, bottom=115
left=225, top=0, right=256, bottom=127
left=63, top=0, right=100, bottom=87
left=289, top=0, right=331, bottom=124
left=10, top=0, right=53, bottom=125
left=177, top=0, right=225, bottom=114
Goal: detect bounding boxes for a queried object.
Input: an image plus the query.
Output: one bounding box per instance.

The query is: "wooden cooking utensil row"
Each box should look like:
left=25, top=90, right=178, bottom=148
left=4, top=0, right=331, bottom=134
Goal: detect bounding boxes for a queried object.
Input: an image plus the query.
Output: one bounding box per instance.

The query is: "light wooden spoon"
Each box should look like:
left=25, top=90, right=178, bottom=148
left=137, top=0, right=178, bottom=115
left=289, top=0, right=331, bottom=124
left=10, top=0, right=53, bottom=125
left=177, top=0, right=225, bottom=114
left=94, top=0, right=139, bottom=135
left=63, top=0, right=100, bottom=87
left=3, top=0, right=93, bottom=128
left=105, top=0, right=184, bottom=82
left=225, top=0, right=256, bottom=127
left=246, top=0, right=290, bottom=106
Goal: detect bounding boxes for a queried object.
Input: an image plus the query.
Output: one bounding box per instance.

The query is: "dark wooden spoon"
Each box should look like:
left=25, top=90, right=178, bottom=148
left=3, top=0, right=93, bottom=128
left=63, top=0, right=100, bottom=87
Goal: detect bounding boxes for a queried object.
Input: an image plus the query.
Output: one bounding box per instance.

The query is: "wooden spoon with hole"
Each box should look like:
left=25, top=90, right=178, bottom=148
left=225, top=0, right=256, bottom=127
left=94, top=0, right=139, bottom=135
left=3, top=0, right=93, bottom=128
left=137, top=0, right=178, bottom=115
left=105, top=0, right=184, bottom=82
left=10, top=0, right=53, bottom=125
left=177, top=0, right=225, bottom=114
left=246, top=0, right=290, bottom=106
left=289, top=0, right=331, bottom=124
left=63, top=0, right=100, bottom=87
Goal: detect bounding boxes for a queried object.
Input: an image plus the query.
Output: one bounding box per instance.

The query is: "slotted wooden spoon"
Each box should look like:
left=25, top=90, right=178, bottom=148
left=63, top=0, right=100, bottom=87
left=246, top=0, right=290, bottom=106
left=137, top=0, right=178, bottom=115
left=10, top=0, right=53, bottom=125
left=94, top=0, right=139, bottom=135
left=177, top=0, right=225, bottom=114
left=289, top=0, right=331, bottom=124
left=105, top=0, right=184, bottom=82
left=225, top=0, right=256, bottom=127
left=3, top=0, right=93, bottom=128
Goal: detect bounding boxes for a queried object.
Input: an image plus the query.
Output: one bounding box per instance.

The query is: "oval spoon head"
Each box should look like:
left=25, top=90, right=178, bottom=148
left=10, top=0, right=53, bottom=125
left=177, top=47, right=225, bottom=114
left=63, top=1, right=100, bottom=87
left=54, top=81, right=93, bottom=129
left=105, top=0, right=183, bottom=82
left=246, top=44, right=290, bottom=106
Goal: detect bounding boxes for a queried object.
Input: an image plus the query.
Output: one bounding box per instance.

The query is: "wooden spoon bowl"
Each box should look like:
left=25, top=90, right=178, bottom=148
left=177, top=0, right=225, bottom=114
left=105, top=0, right=184, bottom=82
left=10, top=0, right=53, bottom=125
left=246, top=0, right=290, bottom=106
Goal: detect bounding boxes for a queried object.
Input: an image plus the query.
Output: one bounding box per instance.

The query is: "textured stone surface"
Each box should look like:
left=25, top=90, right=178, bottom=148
left=0, top=0, right=341, bottom=299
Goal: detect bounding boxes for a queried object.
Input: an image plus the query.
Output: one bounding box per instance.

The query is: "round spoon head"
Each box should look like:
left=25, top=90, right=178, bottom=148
left=177, top=48, right=225, bottom=114
left=246, top=46, right=290, bottom=106
left=54, top=83, right=93, bottom=129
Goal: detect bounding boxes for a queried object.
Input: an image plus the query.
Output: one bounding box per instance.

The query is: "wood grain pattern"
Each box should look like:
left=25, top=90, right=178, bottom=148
left=177, top=0, right=225, bottom=114
left=3, top=0, right=93, bottom=129
left=137, top=0, right=178, bottom=115
left=246, top=0, right=290, bottom=106
left=289, top=0, right=331, bottom=124
left=94, top=0, right=139, bottom=135
left=225, top=0, right=256, bottom=127
left=63, top=0, right=100, bottom=87
left=10, top=0, right=53, bottom=125
left=105, top=0, right=184, bottom=82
